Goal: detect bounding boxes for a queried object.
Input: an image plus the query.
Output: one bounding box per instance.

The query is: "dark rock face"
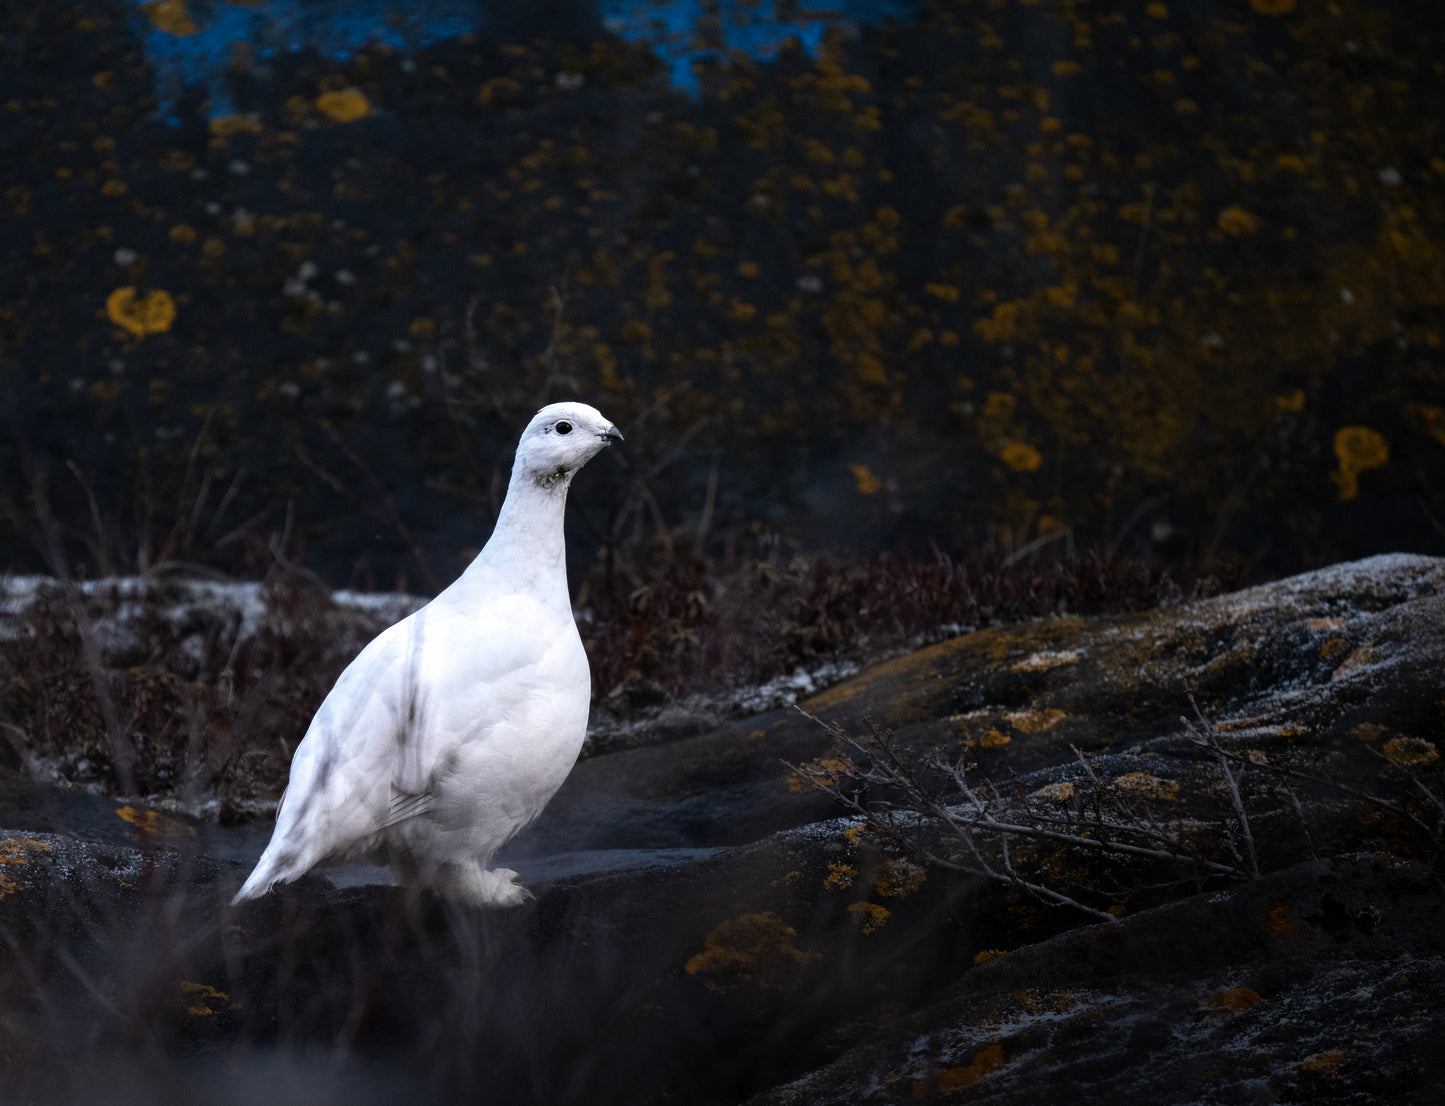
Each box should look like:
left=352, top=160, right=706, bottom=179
left=754, top=854, right=1445, bottom=1104
left=2, top=554, right=1443, bottom=1103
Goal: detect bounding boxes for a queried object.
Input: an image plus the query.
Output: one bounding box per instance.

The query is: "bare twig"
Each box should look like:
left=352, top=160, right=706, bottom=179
left=1183, top=692, right=1259, bottom=878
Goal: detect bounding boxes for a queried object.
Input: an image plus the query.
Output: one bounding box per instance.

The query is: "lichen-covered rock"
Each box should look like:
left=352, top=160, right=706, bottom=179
left=1, top=555, right=1442, bottom=1104
left=751, top=853, right=1445, bottom=1105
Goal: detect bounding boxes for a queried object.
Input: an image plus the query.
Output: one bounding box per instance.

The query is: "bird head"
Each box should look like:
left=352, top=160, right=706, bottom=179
left=516, top=402, right=623, bottom=489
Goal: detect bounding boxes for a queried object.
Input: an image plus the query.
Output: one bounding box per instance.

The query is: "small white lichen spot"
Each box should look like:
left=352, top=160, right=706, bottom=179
left=1011, top=649, right=1082, bottom=672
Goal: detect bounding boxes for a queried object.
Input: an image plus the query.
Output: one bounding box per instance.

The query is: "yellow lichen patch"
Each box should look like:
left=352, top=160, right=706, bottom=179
left=1319, top=636, right=1348, bottom=659
left=316, top=88, right=370, bottom=123
left=972, top=948, right=1006, bottom=966
left=1306, top=618, right=1346, bottom=632
left=1382, top=737, right=1439, bottom=767
left=924, top=1044, right=1009, bottom=1095
left=849, top=463, right=882, bottom=495
left=874, top=858, right=926, bottom=898
left=1010, top=649, right=1081, bottom=672
left=477, top=76, right=522, bottom=106
left=1331, top=643, right=1376, bottom=680
left=1297, top=1051, right=1349, bottom=1076
left=1417, top=405, right=1445, bottom=449
left=1249, top=0, right=1296, bottom=14
left=788, top=755, right=854, bottom=793
left=1031, top=781, right=1077, bottom=802
left=1331, top=426, right=1388, bottom=501
left=1005, top=708, right=1066, bottom=734
left=846, top=901, right=890, bottom=935
left=1198, top=986, right=1262, bottom=1013
left=1275, top=389, right=1305, bottom=412
left=0, top=837, right=52, bottom=900
left=115, top=805, right=196, bottom=838
left=208, top=114, right=262, bottom=140
left=1216, top=205, right=1259, bottom=235
left=823, top=864, right=857, bottom=890
left=106, top=286, right=176, bottom=337
left=842, top=822, right=867, bottom=847
left=1350, top=722, right=1387, bottom=742
left=179, top=980, right=237, bottom=1016
left=998, top=440, right=1042, bottom=472
left=144, top=0, right=198, bottom=36
left=1113, top=772, right=1180, bottom=800
left=684, top=912, right=820, bottom=992
left=976, top=729, right=1011, bottom=749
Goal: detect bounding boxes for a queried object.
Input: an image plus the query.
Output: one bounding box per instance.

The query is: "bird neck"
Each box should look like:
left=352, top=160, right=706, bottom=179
left=463, top=464, right=574, bottom=610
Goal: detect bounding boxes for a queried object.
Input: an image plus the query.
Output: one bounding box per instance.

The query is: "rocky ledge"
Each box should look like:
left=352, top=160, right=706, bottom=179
left=1, top=554, right=1442, bottom=1104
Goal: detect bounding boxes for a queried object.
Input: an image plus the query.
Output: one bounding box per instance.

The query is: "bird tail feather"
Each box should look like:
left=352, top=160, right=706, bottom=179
left=231, top=839, right=305, bottom=904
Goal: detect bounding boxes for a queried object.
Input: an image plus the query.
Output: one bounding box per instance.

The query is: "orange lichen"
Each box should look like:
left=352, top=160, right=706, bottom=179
left=874, top=859, right=927, bottom=898
left=976, top=729, right=1011, bottom=749
left=1331, top=426, right=1388, bottom=501
left=106, top=287, right=176, bottom=337
left=972, top=948, right=1006, bottom=965
left=1199, top=987, right=1262, bottom=1012
left=144, top=0, right=198, bottom=36
left=0, top=837, right=52, bottom=900
left=316, top=88, right=370, bottom=122
left=1298, top=1051, right=1349, bottom=1076
left=1267, top=902, right=1299, bottom=938
left=918, top=1045, right=1009, bottom=1096
left=846, top=901, right=890, bottom=934
left=1417, top=404, right=1445, bottom=448
left=998, top=440, right=1043, bottom=472
left=1250, top=0, right=1297, bottom=14
left=684, top=912, right=819, bottom=991
left=179, top=980, right=237, bottom=1016
left=1031, top=780, right=1077, bottom=801
left=208, top=114, right=263, bottom=140
left=1113, top=772, right=1180, bottom=800
left=1381, top=737, right=1439, bottom=767
left=1006, top=708, right=1066, bottom=734
left=850, top=463, right=882, bottom=495
left=823, top=864, right=857, bottom=890
left=115, top=805, right=195, bottom=838
left=1331, top=643, right=1376, bottom=680
left=1216, top=205, right=1260, bottom=235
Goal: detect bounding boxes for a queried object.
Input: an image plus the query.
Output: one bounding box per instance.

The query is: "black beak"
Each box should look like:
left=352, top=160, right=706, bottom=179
left=600, top=426, right=624, bottom=444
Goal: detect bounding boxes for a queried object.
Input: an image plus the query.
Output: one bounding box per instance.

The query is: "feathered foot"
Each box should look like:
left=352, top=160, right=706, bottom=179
left=432, top=860, right=534, bottom=907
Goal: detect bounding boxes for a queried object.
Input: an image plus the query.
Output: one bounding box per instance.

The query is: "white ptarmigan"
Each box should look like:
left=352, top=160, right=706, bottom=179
left=232, top=402, right=622, bottom=907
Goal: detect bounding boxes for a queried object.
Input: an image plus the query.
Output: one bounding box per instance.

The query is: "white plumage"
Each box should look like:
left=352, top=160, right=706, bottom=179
left=233, top=402, right=622, bottom=907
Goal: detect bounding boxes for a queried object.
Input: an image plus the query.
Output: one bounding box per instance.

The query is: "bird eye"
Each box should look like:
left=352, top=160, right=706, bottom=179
left=555, top=420, right=573, bottom=435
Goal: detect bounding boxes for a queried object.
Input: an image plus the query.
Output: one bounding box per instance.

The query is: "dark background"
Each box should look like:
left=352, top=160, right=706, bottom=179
left=2, top=0, right=1443, bottom=592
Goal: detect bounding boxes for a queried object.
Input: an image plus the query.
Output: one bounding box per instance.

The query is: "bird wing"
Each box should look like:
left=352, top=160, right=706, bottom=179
left=384, top=784, right=436, bottom=827
left=259, top=591, right=579, bottom=870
